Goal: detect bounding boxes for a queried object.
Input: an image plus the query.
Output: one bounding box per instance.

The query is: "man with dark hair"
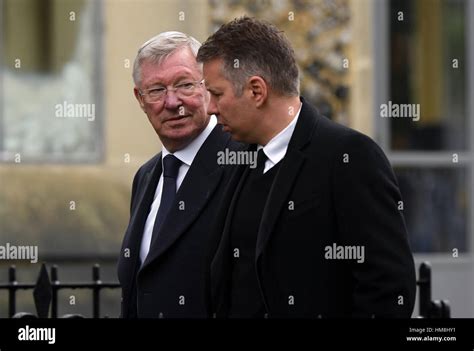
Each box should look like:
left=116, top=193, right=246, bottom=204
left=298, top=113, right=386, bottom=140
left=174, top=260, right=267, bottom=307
left=197, top=17, right=416, bottom=318
left=117, top=31, right=241, bottom=318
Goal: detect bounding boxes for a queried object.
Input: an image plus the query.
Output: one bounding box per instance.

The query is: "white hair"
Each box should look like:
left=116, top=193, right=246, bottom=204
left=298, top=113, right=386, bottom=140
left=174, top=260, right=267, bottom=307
left=132, top=31, right=202, bottom=87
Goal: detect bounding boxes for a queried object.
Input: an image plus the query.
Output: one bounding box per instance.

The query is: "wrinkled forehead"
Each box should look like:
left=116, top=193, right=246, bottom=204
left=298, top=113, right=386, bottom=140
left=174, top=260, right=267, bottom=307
left=140, top=48, right=202, bottom=86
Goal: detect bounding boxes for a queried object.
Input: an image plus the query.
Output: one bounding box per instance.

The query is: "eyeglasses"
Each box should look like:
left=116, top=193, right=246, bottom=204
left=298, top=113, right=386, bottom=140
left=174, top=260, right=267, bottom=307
left=139, top=79, right=204, bottom=103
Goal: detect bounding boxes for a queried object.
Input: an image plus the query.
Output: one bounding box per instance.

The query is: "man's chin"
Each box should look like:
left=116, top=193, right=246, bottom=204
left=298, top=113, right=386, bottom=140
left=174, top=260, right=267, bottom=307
left=228, top=133, right=244, bottom=142
left=158, top=128, right=201, bottom=151
left=228, top=132, right=255, bottom=144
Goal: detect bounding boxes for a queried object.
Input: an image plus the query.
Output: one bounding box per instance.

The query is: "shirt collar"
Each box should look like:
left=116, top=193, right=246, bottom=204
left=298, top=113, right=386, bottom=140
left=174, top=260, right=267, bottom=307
left=257, top=102, right=302, bottom=168
left=162, top=115, right=217, bottom=166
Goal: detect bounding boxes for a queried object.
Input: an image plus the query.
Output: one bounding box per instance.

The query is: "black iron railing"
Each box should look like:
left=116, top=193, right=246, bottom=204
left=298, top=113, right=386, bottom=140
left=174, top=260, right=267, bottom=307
left=0, top=261, right=450, bottom=318
left=0, top=263, right=120, bottom=318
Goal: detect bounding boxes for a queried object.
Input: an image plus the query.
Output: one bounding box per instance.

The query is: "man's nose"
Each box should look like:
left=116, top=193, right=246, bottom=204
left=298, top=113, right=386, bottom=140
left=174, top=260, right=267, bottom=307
left=163, top=91, right=182, bottom=110
left=207, top=97, right=219, bottom=116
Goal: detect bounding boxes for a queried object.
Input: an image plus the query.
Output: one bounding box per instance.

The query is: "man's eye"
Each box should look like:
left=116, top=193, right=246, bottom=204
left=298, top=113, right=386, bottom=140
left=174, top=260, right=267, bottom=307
left=178, top=82, right=195, bottom=90
left=148, top=88, right=165, bottom=96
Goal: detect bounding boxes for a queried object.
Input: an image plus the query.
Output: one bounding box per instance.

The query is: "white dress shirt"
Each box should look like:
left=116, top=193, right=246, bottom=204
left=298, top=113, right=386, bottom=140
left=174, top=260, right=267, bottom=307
left=139, top=115, right=217, bottom=263
left=258, top=103, right=302, bottom=173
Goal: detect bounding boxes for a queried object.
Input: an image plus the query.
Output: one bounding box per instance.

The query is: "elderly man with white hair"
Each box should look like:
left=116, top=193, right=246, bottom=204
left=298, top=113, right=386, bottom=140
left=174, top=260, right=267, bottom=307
left=117, top=32, right=242, bottom=318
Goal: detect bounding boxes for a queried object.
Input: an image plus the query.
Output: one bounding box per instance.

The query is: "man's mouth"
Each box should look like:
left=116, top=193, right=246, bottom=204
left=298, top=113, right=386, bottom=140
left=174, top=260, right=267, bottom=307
left=164, top=114, right=191, bottom=123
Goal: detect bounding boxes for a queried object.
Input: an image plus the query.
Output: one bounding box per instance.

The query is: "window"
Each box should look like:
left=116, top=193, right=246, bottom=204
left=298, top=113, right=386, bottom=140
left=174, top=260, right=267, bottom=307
left=374, top=0, right=472, bottom=253
left=0, top=0, right=103, bottom=163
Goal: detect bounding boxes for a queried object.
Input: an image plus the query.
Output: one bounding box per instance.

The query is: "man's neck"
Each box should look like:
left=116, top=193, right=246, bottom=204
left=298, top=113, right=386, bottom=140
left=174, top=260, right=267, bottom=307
left=257, top=96, right=301, bottom=146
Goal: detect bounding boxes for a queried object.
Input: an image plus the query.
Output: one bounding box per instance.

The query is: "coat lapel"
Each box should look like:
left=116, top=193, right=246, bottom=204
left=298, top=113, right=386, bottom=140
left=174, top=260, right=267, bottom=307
left=210, top=156, right=251, bottom=314
left=119, top=156, right=162, bottom=292
left=141, top=167, right=224, bottom=270
left=255, top=149, right=305, bottom=260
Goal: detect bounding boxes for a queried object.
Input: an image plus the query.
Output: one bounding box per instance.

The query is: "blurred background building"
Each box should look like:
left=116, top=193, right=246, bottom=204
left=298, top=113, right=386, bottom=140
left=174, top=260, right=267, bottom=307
left=0, top=0, right=473, bottom=317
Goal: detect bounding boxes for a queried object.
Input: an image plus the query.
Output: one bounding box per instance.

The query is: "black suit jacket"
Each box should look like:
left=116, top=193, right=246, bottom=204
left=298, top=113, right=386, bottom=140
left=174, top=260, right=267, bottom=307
left=209, top=98, right=416, bottom=318
left=117, top=124, right=242, bottom=318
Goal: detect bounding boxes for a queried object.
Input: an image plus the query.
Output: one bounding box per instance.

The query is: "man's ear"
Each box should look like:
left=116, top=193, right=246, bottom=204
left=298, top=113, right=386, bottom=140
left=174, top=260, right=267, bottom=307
left=247, top=76, right=267, bottom=108
left=134, top=87, right=146, bottom=112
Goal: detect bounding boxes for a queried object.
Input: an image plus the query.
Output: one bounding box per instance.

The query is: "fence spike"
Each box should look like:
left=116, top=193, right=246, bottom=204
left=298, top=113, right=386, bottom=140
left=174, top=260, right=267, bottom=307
left=33, top=263, right=52, bottom=318
left=93, top=264, right=100, bottom=281
left=8, top=265, right=17, bottom=317
left=9, top=265, right=16, bottom=282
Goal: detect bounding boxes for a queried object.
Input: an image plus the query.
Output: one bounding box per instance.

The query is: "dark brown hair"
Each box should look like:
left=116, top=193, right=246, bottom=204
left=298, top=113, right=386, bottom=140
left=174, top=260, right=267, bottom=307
left=197, top=16, right=299, bottom=97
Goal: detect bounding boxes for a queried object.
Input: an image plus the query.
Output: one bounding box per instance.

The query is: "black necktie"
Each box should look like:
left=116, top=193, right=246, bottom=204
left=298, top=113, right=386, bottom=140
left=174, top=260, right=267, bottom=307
left=255, top=148, right=267, bottom=174
left=150, top=154, right=182, bottom=246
